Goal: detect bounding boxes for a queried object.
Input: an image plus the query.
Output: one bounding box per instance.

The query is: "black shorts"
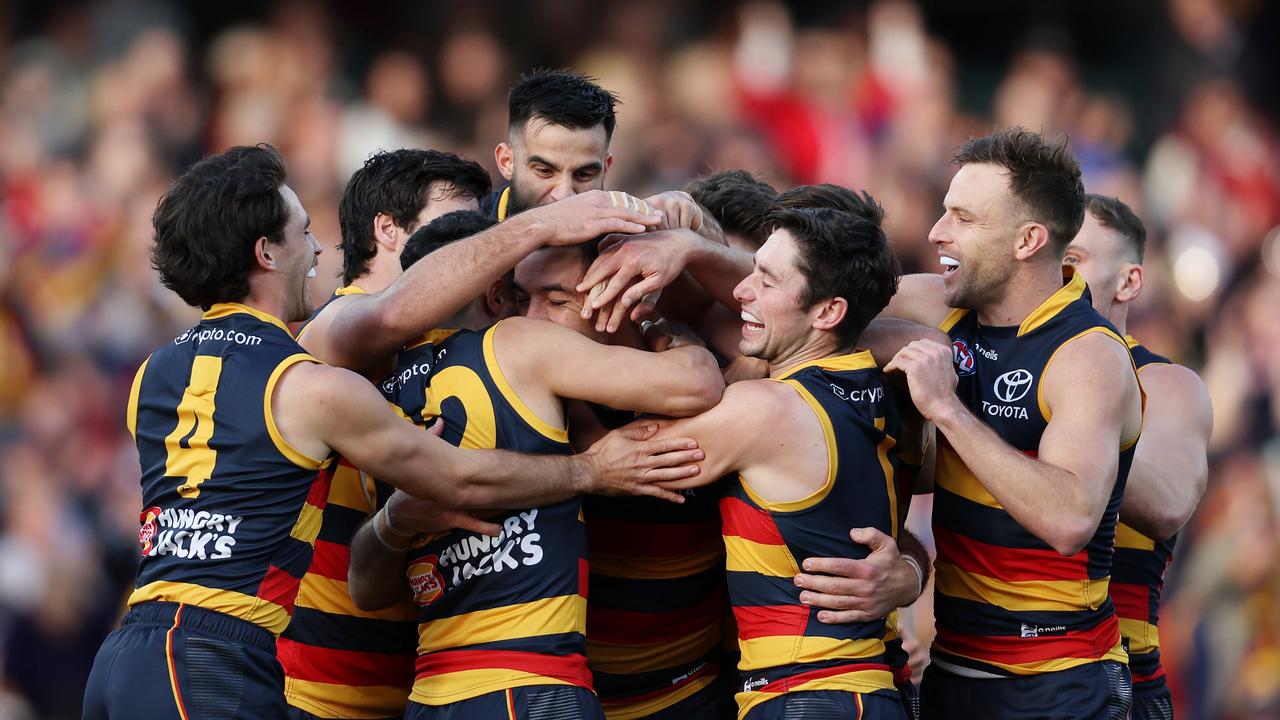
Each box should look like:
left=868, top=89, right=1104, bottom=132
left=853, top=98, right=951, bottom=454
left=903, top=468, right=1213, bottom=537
left=743, top=690, right=906, bottom=720
left=1130, top=676, right=1175, bottom=720
left=920, top=661, right=1132, bottom=720
left=83, top=601, right=286, bottom=720
left=405, top=685, right=604, bottom=720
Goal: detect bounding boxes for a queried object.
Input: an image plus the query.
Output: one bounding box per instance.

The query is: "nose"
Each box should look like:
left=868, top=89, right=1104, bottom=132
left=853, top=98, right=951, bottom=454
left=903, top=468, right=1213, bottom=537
left=547, top=174, right=575, bottom=203
left=733, top=276, right=754, bottom=304
left=927, top=214, right=948, bottom=247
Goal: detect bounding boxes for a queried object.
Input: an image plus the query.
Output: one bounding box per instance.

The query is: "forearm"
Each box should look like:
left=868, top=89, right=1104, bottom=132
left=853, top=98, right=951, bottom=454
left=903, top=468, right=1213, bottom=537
left=1119, top=456, right=1204, bottom=540
left=933, top=405, right=1095, bottom=554
left=348, top=514, right=411, bottom=611
left=447, top=448, right=589, bottom=509
left=898, top=529, right=931, bottom=596
left=645, top=346, right=725, bottom=417
left=685, top=239, right=752, bottom=311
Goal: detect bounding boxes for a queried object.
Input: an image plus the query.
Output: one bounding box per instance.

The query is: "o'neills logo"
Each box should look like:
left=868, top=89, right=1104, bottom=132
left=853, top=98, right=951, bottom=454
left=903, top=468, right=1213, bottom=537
left=139, top=506, right=162, bottom=556
left=408, top=555, right=444, bottom=606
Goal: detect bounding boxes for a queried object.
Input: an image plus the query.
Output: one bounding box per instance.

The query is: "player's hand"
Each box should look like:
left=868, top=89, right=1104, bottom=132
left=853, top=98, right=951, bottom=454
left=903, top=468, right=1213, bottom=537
left=641, top=317, right=706, bottom=352
left=516, top=189, right=662, bottom=247
left=643, top=191, right=704, bottom=232
left=884, top=339, right=961, bottom=422
left=576, top=228, right=702, bottom=332
left=578, top=422, right=703, bottom=503
left=384, top=490, right=501, bottom=537
left=792, top=527, right=922, bottom=623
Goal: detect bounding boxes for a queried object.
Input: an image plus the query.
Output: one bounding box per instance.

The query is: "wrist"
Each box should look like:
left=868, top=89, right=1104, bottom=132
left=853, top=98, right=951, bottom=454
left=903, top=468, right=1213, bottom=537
left=372, top=509, right=413, bottom=552
left=900, top=554, right=926, bottom=603
left=926, top=396, right=967, bottom=428
left=570, top=454, right=597, bottom=494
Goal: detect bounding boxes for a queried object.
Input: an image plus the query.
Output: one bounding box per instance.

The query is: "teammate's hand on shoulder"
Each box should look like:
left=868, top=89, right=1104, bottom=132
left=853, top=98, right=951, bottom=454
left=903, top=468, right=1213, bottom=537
left=523, top=190, right=662, bottom=246
left=884, top=339, right=961, bottom=422
left=577, top=421, right=705, bottom=502
left=793, top=527, right=922, bottom=623
left=384, top=490, right=501, bottom=538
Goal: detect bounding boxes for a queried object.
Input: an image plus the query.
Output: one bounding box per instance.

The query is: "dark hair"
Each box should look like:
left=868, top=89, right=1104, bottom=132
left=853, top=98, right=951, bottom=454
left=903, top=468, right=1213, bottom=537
left=769, top=207, right=900, bottom=349
left=151, top=144, right=290, bottom=310
left=338, top=149, right=491, bottom=285
left=401, top=211, right=498, bottom=270
left=1085, top=194, right=1146, bottom=263
left=684, top=170, right=778, bottom=249
left=508, top=68, right=619, bottom=142
left=953, top=126, right=1085, bottom=255
left=776, top=184, right=885, bottom=225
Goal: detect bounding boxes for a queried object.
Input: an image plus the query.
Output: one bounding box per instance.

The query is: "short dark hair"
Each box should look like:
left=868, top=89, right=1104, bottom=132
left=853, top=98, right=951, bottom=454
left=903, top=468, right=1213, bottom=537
left=151, top=144, right=289, bottom=310
left=401, top=211, right=498, bottom=270
left=776, top=184, right=885, bottom=225
left=508, top=68, right=619, bottom=142
left=684, top=170, right=778, bottom=249
left=953, top=126, right=1085, bottom=255
left=338, top=149, right=491, bottom=285
left=769, top=207, right=901, bottom=349
left=1085, top=194, right=1146, bottom=263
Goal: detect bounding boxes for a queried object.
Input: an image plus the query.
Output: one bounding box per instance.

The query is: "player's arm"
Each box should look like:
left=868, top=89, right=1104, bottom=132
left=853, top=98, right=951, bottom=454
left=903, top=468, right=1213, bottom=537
left=495, top=317, right=725, bottom=418
left=792, top=527, right=932, bottom=624
left=1119, top=363, right=1212, bottom=540
left=879, top=273, right=953, bottom=329
left=860, top=317, right=950, bottom=368
left=889, top=333, right=1141, bottom=556
left=323, top=191, right=662, bottom=374
left=273, top=362, right=703, bottom=508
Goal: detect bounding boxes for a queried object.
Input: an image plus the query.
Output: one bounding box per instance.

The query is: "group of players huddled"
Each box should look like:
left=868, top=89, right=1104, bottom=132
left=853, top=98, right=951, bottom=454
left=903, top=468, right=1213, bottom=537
left=83, top=69, right=1212, bottom=720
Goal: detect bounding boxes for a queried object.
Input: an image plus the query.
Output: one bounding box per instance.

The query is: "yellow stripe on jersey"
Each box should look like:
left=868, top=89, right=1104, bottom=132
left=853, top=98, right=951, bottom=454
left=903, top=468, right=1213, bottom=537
left=126, top=356, right=150, bottom=440
left=284, top=678, right=408, bottom=720
left=482, top=322, right=569, bottom=443
left=203, top=302, right=292, bottom=334
left=1019, top=269, right=1085, bottom=337
left=775, top=351, right=877, bottom=380
left=325, top=467, right=377, bottom=514
left=589, top=545, right=723, bottom=580
left=264, top=353, right=332, bottom=470
left=497, top=187, right=511, bottom=222
left=933, top=640, right=1128, bottom=677
left=129, top=580, right=291, bottom=636
left=934, top=562, right=1110, bottom=613
left=605, top=673, right=719, bottom=720
left=741, top=379, right=837, bottom=513
left=1119, top=618, right=1160, bottom=656
left=415, top=594, right=586, bottom=655
left=935, top=447, right=1001, bottom=508
left=739, top=636, right=885, bottom=672
left=938, top=308, right=968, bottom=333
left=294, top=573, right=419, bottom=621
left=874, top=416, right=898, bottom=539
left=586, top=620, right=719, bottom=669
left=410, top=667, right=575, bottom=706
left=425, top=365, right=498, bottom=449
left=1037, top=325, right=1130, bottom=425
left=289, top=502, right=323, bottom=546
left=724, top=535, right=800, bottom=577
left=1115, top=523, right=1157, bottom=551
left=165, top=355, right=222, bottom=500
left=735, top=667, right=896, bottom=720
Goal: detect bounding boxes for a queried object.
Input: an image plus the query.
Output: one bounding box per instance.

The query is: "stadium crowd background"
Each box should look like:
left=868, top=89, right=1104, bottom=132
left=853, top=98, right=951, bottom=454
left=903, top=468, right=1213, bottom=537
left=0, top=1, right=1275, bottom=718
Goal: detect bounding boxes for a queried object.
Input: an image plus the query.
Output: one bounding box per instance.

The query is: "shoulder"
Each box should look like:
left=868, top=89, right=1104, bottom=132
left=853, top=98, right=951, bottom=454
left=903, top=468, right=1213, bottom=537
left=296, top=293, right=358, bottom=355
left=1140, top=362, right=1212, bottom=416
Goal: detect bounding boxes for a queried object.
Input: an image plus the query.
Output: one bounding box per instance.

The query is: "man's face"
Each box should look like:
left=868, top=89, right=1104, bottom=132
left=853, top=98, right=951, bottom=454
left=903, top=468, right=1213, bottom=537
left=928, top=162, right=1024, bottom=311
left=732, top=229, right=814, bottom=363
left=1065, top=211, right=1128, bottom=317
left=512, top=247, right=603, bottom=342
left=276, top=184, right=322, bottom=322
left=501, top=118, right=610, bottom=214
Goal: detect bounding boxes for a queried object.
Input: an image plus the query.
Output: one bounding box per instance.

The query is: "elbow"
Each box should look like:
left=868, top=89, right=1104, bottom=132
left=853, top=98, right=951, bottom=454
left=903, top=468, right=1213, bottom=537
left=1046, top=515, right=1097, bottom=557
left=348, top=582, right=381, bottom=613
left=662, top=352, right=726, bottom=417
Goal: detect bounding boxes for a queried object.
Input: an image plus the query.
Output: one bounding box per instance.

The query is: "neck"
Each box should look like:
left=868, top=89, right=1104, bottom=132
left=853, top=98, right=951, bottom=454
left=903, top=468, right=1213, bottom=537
left=352, top=255, right=402, bottom=294
left=767, top=336, right=840, bottom=379
left=239, top=281, right=292, bottom=323
left=442, top=302, right=493, bottom=333
left=1107, top=304, right=1129, bottom=335
left=975, top=263, right=1063, bottom=327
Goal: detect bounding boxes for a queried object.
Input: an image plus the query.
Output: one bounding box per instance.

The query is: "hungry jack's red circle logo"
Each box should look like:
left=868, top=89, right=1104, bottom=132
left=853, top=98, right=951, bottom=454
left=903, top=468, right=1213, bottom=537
left=139, top=507, right=162, bottom=556
left=408, top=555, right=444, bottom=606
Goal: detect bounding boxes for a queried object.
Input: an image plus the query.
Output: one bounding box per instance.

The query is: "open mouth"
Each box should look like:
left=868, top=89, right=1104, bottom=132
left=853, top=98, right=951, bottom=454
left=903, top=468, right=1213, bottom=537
left=741, top=310, right=765, bottom=334
left=940, top=256, right=960, bottom=274
left=306, top=266, right=317, bottom=279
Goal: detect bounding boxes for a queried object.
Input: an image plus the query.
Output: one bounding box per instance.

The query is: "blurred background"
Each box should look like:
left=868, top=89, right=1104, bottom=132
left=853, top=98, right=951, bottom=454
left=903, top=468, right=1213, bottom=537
left=0, top=0, right=1275, bottom=717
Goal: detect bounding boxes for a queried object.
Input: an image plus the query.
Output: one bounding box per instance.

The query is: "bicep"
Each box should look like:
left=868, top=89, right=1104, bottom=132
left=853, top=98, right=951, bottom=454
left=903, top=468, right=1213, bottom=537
left=1134, top=367, right=1212, bottom=482
left=649, top=382, right=769, bottom=481
left=880, top=274, right=951, bottom=328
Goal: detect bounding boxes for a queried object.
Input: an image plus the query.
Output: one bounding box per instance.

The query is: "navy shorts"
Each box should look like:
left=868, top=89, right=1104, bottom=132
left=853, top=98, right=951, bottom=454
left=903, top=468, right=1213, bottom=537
left=609, top=672, right=734, bottom=720
left=1130, top=676, right=1175, bottom=720
left=405, top=685, right=604, bottom=720
left=286, top=706, right=400, bottom=720
left=743, top=690, right=906, bottom=720
left=83, top=601, right=286, bottom=720
left=920, top=661, right=1132, bottom=720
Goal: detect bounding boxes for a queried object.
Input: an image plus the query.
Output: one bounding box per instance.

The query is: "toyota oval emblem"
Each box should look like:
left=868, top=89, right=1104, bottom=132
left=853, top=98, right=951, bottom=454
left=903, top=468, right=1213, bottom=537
left=993, top=368, right=1034, bottom=403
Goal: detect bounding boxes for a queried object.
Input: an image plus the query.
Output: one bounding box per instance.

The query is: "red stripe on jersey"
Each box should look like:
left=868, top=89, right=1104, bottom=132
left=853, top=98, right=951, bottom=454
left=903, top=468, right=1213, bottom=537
left=307, top=540, right=349, bottom=582
left=258, top=565, right=301, bottom=613
left=587, top=519, right=720, bottom=558
left=579, top=557, right=589, bottom=598
left=587, top=591, right=723, bottom=644
left=720, top=496, right=786, bottom=545
left=305, top=470, right=331, bottom=508
left=1131, top=666, right=1167, bottom=684
left=938, top=613, right=1120, bottom=665
left=934, top=526, right=1088, bottom=583
left=277, top=637, right=415, bottom=686
left=758, top=661, right=891, bottom=693
left=1109, top=581, right=1151, bottom=622
left=414, top=649, right=593, bottom=688
left=734, top=604, right=810, bottom=640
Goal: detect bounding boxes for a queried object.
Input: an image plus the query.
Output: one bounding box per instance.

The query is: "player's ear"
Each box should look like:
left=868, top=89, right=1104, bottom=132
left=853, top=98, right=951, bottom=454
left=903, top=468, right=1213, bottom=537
left=1014, top=222, right=1051, bottom=261
left=603, top=152, right=613, bottom=175
left=1115, top=263, right=1143, bottom=304
left=254, top=236, right=275, bottom=271
left=484, top=278, right=510, bottom=318
left=372, top=212, right=399, bottom=252
left=495, top=142, right=515, bottom=181
left=812, top=296, right=848, bottom=333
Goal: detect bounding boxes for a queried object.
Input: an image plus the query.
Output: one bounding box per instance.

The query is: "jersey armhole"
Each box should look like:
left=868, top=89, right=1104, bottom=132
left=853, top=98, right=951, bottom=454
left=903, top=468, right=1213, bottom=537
left=125, top=355, right=152, bottom=440
left=264, top=353, right=334, bottom=470
left=739, top=379, right=838, bottom=513
left=482, top=321, right=570, bottom=444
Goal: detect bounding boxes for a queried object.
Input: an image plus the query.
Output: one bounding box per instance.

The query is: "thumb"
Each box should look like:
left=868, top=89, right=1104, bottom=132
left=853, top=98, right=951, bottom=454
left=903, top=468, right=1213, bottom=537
left=426, top=418, right=445, bottom=437
left=850, top=527, right=893, bottom=553
left=613, top=422, right=659, bottom=441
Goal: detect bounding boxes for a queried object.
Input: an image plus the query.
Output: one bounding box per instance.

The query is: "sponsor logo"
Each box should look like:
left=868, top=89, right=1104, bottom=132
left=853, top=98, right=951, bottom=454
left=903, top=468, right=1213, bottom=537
left=408, top=555, right=445, bottom=606
left=1020, top=623, right=1067, bottom=638
left=139, top=507, right=244, bottom=560
left=952, top=339, right=976, bottom=376
left=993, top=368, right=1034, bottom=403
left=382, top=361, right=433, bottom=394
left=174, top=328, right=262, bottom=347
left=981, top=400, right=1030, bottom=420
left=743, top=676, right=769, bottom=692
left=138, top=506, right=162, bottom=556
left=829, top=383, right=884, bottom=403
left=435, top=509, right=544, bottom=586
left=971, top=341, right=999, bottom=361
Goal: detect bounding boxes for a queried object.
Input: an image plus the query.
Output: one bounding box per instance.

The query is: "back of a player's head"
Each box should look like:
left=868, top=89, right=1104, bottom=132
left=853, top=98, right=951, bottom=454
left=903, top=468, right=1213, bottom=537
left=684, top=170, right=778, bottom=250
left=151, top=144, right=289, bottom=310
left=508, top=69, right=619, bottom=142
left=954, top=126, right=1085, bottom=256
left=770, top=207, right=900, bottom=349
left=776, top=184, right=885, bottom=226
left=339, top=149, right=491, bottom=284
left=1085, top=194, right=1146, bottom=263
left=401, top=210, right=498, bottom=271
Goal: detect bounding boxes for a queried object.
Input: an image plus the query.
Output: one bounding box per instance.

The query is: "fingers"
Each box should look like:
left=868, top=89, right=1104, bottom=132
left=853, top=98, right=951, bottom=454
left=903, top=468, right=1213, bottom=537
left=592, top=269, right=638, bottom=312
left=644, top=464, right=703, bottom=482
left=619, top=275, right=667, bottom=311
left=611, top=422, right=659, bottom=441
left=813, top=607, right=877, bottom=624
left=603, top=295, right=632, bottom=333
left=799, top=555, right=869, bottom=579
left=426, top=418, right=446, bottom=437
left=446, top=512, right=502, bottom=537
left=635, top=435, right=699, bottom=455
left=643, top=447, right=705, bottom=468
left=629, top=291, right=661, bottom=323
left=578, top=252, right=623, bottom=296
left=627, top=482, right=687, bottom=504
left=850, top=527, right=896, bottom=553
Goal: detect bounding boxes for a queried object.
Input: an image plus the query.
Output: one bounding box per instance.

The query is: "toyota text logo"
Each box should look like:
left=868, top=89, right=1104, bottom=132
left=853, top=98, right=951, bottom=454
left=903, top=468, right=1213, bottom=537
left=993, top=369, right=1033, bottom=403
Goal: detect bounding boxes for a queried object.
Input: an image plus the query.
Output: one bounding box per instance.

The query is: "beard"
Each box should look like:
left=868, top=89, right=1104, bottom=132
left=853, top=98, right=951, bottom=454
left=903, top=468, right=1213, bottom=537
left=505, top=171, right=538, bottom=216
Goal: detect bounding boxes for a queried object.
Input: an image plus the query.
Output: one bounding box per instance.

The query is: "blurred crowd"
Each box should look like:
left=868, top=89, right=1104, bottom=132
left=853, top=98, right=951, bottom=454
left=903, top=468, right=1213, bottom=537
left=0, top=1, right=1276, bottom=718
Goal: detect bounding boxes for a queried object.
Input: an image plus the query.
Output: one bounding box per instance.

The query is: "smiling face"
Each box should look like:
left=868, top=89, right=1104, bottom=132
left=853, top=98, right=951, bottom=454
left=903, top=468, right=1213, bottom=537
left=928, top=162, right=1027, bottom=312
left=512, top=246, right=603, bottom=342
left=732, top=229, right=819, bottom=364
left=500, top=118, right=611, bottom=213
left=275, top=184, right=322, bottom=322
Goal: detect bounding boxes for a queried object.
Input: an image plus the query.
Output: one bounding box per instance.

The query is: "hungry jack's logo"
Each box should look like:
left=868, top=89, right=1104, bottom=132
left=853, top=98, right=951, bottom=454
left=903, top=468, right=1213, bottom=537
left=139, top=507, right=162, bottom=556
left=408, top=555, right=445, bottom=606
